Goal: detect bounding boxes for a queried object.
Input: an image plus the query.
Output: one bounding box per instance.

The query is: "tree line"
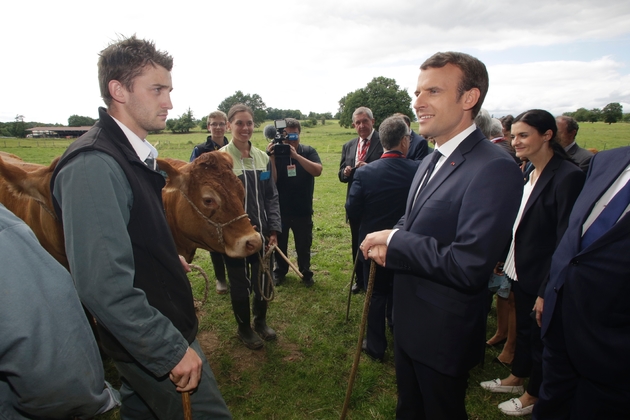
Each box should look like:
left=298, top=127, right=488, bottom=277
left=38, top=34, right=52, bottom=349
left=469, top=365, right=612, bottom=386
left=3, top=87, right=627, bottom=138
left=563, top=102, right=626, bottom=124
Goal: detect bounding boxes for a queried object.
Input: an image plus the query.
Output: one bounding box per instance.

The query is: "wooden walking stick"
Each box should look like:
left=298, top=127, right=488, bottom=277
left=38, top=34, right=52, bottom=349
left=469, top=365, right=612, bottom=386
left=345, top=250, right=362, bottom=322
left=182, top=391, right=192, bottom=420
left=340, top=260, right=377, bottom=420
left=272, top=244, right=303, bottom=279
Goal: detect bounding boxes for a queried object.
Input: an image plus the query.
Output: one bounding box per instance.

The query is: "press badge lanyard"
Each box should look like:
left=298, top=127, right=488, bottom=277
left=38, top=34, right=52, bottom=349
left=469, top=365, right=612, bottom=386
left=286, top=144, right=301, bottom=177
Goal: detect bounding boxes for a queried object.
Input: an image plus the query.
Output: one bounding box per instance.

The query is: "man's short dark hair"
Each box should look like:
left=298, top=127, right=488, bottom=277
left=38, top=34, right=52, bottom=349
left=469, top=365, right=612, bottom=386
left=379, top=116, right=409, bottom=150
left=98, top=35, right=173, bottom=107
left=394, top=113, right=412, bottom=127
left=420, top=52, right=488, bottom=119
left=500, top=115, right=514, bottom=132
left=285, top=118, right=301, bottom=134
left=557, top=115, right=579, bottom=136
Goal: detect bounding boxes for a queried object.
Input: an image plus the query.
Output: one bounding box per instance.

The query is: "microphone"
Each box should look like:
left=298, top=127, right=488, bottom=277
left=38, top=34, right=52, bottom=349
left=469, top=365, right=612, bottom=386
left=263, top=124, right=277, bottom=140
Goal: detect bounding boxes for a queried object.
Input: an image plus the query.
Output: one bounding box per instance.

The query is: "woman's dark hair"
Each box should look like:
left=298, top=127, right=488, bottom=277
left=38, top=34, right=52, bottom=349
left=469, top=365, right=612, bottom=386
left=513, top=109, right=573, bottom=161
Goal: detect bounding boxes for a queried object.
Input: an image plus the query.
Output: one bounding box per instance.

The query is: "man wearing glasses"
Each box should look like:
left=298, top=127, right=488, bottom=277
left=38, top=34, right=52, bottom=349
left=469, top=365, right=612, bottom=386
left=267, top=118, right=322, bottom=287
left=191, top=111, right=230, bottom=160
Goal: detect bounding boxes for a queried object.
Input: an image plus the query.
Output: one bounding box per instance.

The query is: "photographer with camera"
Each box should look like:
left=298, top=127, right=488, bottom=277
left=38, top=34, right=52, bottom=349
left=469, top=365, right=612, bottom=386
left=266, top=118, right=322, bottom=287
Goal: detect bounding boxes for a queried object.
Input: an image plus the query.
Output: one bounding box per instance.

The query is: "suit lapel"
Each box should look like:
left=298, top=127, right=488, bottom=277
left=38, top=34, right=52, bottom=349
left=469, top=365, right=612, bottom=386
left=521, top=154, right=561, bottom=218
left=365, top=133, right=381, bottom=161
left=348, top=138, right=358, bottom=167
left=405, top=160, right=429, bottom=215
left=407, top=149, right=465, bottom=224
left=575, top=148, right=630, bottom=254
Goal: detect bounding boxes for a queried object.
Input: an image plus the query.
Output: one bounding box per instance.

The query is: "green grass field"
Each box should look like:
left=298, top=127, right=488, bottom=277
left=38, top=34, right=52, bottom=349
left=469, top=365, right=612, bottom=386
left=1, top=120, right=629, bottom=419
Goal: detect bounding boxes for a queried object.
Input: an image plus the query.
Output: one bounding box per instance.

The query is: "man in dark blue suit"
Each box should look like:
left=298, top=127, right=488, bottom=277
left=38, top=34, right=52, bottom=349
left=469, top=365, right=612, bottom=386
left=534, top=147, right=630, bottom=420
left=339, top=107, right=384, bottom=293
left=346, top=115, right=420, bottom=361
left=394, top=113, right=429, bottom=161
left=361, top=52, right=523, bottom=419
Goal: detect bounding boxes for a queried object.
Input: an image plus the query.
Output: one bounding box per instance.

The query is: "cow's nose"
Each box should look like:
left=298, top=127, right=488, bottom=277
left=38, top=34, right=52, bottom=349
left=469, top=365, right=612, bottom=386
left=246, top=239, right=258, bottom=252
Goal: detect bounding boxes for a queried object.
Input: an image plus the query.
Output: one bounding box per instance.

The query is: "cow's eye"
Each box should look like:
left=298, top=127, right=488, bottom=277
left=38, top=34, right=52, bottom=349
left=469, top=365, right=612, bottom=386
left=203, top=198, right=214, bottom=206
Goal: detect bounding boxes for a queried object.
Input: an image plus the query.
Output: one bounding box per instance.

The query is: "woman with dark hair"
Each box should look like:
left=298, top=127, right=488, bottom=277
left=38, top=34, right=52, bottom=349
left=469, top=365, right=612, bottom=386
left=480, top=109, right=586, bottom=416
left=220, top=104, right=282, bottom=350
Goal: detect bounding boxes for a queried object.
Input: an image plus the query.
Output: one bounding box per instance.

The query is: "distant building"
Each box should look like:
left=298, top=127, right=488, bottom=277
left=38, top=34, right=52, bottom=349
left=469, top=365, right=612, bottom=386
left=26, top=126, right=92, bottom=138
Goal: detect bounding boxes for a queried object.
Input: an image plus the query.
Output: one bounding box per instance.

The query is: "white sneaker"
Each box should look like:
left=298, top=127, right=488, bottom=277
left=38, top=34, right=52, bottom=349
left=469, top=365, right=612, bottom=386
left=480, top=378, right=524, bottom=394
left=498, top=398, right=534, bottom=416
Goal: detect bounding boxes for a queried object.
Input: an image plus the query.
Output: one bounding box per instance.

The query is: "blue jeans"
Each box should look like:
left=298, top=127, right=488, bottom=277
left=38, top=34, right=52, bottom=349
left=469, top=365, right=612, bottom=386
left=114, top=339, right=231, bottom=420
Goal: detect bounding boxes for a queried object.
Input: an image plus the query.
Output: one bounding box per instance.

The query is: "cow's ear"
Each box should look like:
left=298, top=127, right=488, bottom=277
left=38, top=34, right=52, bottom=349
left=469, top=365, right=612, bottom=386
left=0, top=157, right=50, bottom=203
left=157, top=159, right=184, bottom=190
left=217, top=152, right=234, bottom=169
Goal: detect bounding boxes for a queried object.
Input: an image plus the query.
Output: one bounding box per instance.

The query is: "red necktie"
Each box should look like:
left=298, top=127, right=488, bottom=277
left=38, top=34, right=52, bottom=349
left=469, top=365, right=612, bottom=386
left=357, top=138, right=368, bottom=162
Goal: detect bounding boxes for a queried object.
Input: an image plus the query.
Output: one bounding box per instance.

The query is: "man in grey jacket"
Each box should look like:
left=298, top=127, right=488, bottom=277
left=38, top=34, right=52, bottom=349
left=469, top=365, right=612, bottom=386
left=51, top=36, right=231, bottom=419
left=556, top=116, right=594, bottom=172
left=0, top=203, right=119, bottom=419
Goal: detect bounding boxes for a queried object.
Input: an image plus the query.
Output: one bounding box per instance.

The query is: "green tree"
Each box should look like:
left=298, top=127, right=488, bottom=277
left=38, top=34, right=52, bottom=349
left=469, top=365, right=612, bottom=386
left=165, top=108, right=196, bottom=134
left=602, top=102, right=623, bottom=124
left=622, top=113, right=630, bottom=123
left=10, top=115, right=27, bottom=138
left=337, top=76, right=414, bottom=129
left=68, top=114, right=96, bottom=127
left=266, top=108, right=304, bottom=120
left=218, top=91, right=267, bottom=127
left=587, top=108, right=601, bottom=123
left=573, top=108, right=590, bottom=122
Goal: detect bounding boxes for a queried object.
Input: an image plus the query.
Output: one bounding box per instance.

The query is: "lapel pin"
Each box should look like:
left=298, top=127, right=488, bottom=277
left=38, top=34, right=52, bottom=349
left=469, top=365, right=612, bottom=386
left=451, top=162, right=455, bottom=166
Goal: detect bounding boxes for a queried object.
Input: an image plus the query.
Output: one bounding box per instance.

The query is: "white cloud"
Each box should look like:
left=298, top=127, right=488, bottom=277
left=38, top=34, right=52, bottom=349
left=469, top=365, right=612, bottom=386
left=486, top=57, right=630, bottom=116
left=1, top=0, right=629, bottom=123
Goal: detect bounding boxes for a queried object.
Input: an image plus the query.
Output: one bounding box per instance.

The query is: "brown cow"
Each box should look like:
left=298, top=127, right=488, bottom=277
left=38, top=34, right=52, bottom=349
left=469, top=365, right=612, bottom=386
left=0, top=150, right=261, bottom=267
left=158, top=152, right=262, bottom=262
left=0, top=152, right=68, bottom=268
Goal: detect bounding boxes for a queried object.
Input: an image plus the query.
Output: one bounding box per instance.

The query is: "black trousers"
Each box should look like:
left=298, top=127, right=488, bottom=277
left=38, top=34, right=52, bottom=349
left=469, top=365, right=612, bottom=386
left=224, top=251, right=272, bottom=301
left=363, top=259, right=393, bottom=359
left=349, top=217, right=363, bottom=288
left=395, top=344, right=468, bottom=420
left=209, top=251, right=226, bottom=282
left=274, top=215, right=313, bottom=281
left=534, top=291, right=630, bottom=420
left=511, top=280, right=543, bottom=397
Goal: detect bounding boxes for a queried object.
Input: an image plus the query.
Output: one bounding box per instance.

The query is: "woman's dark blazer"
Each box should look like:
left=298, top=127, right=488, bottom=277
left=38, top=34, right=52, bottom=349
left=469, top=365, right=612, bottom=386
left=513, top=153, right=585, bottom=297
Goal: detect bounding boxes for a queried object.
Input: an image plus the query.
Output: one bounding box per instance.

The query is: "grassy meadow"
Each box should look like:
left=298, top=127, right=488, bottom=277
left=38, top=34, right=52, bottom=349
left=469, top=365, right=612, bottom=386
left=1, top=120, right=629, bottom=419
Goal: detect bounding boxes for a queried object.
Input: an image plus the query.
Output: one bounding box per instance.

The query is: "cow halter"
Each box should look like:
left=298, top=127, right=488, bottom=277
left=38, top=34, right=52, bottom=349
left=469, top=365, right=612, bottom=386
left=176, top=188, right=248, bottom=248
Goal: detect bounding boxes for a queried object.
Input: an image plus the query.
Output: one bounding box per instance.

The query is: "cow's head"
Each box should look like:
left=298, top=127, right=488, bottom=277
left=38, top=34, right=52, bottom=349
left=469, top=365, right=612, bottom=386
left=159, top=152, right=262, bottom=262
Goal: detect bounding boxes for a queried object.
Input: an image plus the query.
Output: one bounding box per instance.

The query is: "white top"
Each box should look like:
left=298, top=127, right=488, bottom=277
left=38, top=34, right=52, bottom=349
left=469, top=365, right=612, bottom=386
left=111, top=116, right=158, bottom=163
left=503, top=176, right=537, bottom=281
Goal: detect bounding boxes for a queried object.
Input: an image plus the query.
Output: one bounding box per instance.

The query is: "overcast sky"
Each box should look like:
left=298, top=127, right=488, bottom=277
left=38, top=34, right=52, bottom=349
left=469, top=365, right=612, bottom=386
left=2, top=0, right=629, bottom=124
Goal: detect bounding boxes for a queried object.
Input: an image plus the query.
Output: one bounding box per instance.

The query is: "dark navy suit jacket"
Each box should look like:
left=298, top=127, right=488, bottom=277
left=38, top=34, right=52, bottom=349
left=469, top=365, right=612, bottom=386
left=406, top=130, right=429, bottom=161
left=542, top=147, right=630, bottom=387
left=338, top=131, right=384, bottom=197
left=386, top=127, right=523, bottom=377
left=345, top=154, right=420, bottom=246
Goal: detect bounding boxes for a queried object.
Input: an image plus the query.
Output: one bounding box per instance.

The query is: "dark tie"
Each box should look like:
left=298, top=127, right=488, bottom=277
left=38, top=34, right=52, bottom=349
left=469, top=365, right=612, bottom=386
left=419, top=150, right=442, bottom=191
left=144, top=156, right=156, bottom=170
left=580, top=179, right=630, bottom=250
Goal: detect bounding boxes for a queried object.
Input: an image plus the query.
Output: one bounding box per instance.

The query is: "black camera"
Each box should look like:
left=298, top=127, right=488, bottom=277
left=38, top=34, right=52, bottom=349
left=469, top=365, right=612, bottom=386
left=272, top=119, right=291, bottom=157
